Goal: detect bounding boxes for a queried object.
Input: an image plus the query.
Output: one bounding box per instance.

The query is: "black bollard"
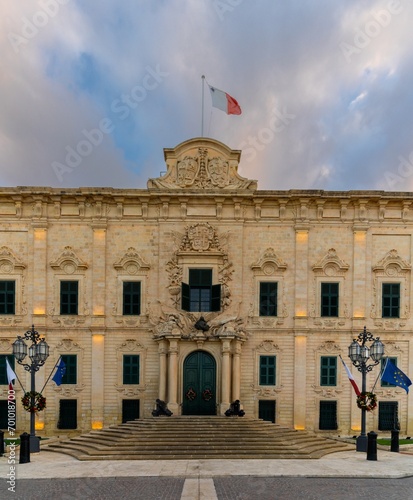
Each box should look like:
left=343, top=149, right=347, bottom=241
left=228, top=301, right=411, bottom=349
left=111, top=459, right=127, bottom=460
left=0, top=430, right=4, bottom=457
left=391, top=429, right=400, bottom=453
left=19, top=432, right=30, bottom=464
left=366, top=431, right=377, bottom=461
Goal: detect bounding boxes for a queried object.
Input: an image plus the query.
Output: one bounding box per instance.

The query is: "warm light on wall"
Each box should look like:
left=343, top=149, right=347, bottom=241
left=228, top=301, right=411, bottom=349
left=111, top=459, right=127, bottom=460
left=33, top=308, right=45, bottom=315
left=94, top=229, right=106, bottom=241
left=34, top=230, right=46, bottom=241
left=35, top=422, right=44, bottom=430
left=92, top=421, right=103, bottom=430
left=354, top=231, right=366, bottom=243
left=295, top=311, right=307, bottom=317
left=93, top=307, right=104, bottom=315
left=296, top=231, right=308, bottom=243
left=92, top=334, right=105, bottom=344
left=294, top=425, right=305, bottom=430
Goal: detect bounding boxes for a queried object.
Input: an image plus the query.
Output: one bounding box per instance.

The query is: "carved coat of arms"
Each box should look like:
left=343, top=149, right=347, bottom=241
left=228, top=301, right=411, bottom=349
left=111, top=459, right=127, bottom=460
left=187, top=224, right=214, bottom=251
left=177, top=157, right=198, bottom=187
left=207, top=157, right=229, bottom=188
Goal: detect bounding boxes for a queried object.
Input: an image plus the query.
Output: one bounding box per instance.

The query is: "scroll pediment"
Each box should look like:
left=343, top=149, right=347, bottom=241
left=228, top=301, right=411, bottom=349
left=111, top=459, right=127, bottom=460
left=251, top=248, right=287, bottom=275
left=312, top=248, right=349, bottom=276
left=0, top=246, right=25, bottom=273
left=50, top=246, right=88, bottom=273
left=373, top=249, right=411, bottom=273
left=147, top=137, right=257, bottom=191
left=114, top=248, right=150, bottom=274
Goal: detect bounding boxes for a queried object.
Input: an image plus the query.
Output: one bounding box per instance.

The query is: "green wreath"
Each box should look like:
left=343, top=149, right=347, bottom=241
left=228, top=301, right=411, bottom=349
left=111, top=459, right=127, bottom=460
left=21, top=391, right=46, bottom=413
left=356, top=392, right=377, bottom=412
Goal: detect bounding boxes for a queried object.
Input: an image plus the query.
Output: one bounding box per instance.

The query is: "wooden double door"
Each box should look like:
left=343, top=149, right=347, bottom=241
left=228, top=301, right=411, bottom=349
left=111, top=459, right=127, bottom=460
left=182, top=351, right=216, bottom=415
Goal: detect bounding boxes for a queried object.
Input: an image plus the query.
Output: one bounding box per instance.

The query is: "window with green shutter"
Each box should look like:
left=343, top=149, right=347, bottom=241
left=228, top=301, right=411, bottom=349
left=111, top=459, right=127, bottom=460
left=181, top=269, right=221, bottom=312
left=382, top=283, right=400, bottom=318
left=0, top=281, right=15, bottom=315
left=123, top=282, right=141, bottom=315
left=60, top=281, right=78, bottom=315
left=321, top=282, right=339, bottom=317
left=320, top=356, right=337, bottom=386
left=259, top=282, right=277, bottom=316
left=123, top=355, right=140, bottom=385
left=61, top=355, right=77, bottom=384
left=259, top=355, right=276, bottom=386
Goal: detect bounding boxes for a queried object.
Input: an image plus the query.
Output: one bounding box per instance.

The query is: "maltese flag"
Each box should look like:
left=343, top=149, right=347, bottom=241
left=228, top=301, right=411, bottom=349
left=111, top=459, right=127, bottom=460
left=339, top=355, right=361, bottom=396
left=6, top=358, right=16, bottom=391
left=208, top=84, right=242, bottom=115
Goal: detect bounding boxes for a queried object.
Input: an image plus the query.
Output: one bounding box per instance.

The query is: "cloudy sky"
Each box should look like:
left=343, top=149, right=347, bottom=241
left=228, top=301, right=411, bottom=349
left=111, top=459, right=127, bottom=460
left=1, top=0, right=413, bottom=191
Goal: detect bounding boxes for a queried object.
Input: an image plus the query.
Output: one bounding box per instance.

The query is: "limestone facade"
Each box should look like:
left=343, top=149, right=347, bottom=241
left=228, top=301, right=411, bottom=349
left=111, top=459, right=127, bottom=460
left=1, top=137, right=413, bottom=437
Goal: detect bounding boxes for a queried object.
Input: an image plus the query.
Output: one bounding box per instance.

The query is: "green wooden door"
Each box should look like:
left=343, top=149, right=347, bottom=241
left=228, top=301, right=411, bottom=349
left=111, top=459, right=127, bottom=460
left=183, top=351, right=216, bottom=415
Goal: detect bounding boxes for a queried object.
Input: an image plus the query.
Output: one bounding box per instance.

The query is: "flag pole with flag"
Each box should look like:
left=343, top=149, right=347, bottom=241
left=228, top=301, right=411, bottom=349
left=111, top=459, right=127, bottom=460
left=6, top=357, right=16, bottom=392
left=339, top=355, right=361, bottom=396
left=381, top=358, right=412, bottom=393
left=40, top=357, right=66, bottom=393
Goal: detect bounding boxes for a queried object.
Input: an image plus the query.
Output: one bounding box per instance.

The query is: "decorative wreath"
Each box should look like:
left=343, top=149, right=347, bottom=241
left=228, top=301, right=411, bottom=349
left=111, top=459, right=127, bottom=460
left=185, top=388, right=196, bottom=401
left=356, top=392, right=377, bottom=412
left=202, top=389, right=213, bottom=401
left=21, top=391, right=46, bottom=413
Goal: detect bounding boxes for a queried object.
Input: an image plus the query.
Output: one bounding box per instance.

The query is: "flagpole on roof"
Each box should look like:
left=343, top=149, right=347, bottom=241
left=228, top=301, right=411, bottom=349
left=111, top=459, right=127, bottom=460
left=201, top=75, right=205, bottom=137
left=40, top=356, right=62, bottom=393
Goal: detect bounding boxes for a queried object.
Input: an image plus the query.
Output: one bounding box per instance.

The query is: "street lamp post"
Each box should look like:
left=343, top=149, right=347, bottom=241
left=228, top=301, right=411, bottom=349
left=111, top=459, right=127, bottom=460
left=348, top=326, right=384, bottom=452
left=12, top=325, right=49, bottom=453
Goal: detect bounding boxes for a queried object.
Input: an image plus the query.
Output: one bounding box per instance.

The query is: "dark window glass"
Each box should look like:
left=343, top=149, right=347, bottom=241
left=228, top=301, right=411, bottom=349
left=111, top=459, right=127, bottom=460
left=320, top=356, right=337, bottom=386
left=122, top=399, right=140, bottom=423
left=259, top=282, right=278, bottom=316
left=259, top=356, right=276, bottom=386
left=123, top=355, right=140, bottom=385
left=58, top=399, right=77, bottom=429
left=0, top=281, right=15, bottom=315
left=60, top=281, right=78, bottom=315
left=382, top=283, right=400, bottom=318
left=321, top=283, right=339, bottom=317
left=123, top=282, right=141, bottom=315
left=378, top=401, right=398, bottom=431
left=258, top=400, right=276, bottom=423
left=182, top=269, right=221, bottom=312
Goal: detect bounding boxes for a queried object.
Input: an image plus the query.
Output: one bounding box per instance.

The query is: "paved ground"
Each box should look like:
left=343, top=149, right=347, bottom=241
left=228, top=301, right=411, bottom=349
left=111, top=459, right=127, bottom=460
left=1, top=448, right=413, bottom=499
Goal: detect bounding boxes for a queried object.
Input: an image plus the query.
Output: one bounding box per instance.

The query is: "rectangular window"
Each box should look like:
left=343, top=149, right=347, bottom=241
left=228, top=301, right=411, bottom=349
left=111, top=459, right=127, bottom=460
left=378, top=401, right=398, bottom=431
left=182, top=269, right=221, bottom=312
left=319, top=401, right=338, bottom=430
left=60, top=281, right=78, bottom=315
left=58, top=399, right=77, bottom=429
left=259, top=282, right=278, bottom=316
left=259, top=355, right=276, bottom=386
left=258, top=400, right=276, bottom=423
left=123, top=355, right=140, bottom=385
left=0, top=355, right=15, bottom=385
left=122, top=399, right=140, bottom=423
left=0, top=400, right=9, bottom=429
left=381, top=357, right=398, bottom=387
left=0, top=281, right=15, bottom=315
left=61, top=354, right=77, bottom=384
left=320, top=356, right=337, bottom=386
left=382, top=283, right=400, bottom=318
left=321, top=283, right=339, bottom=317
left=123, top=282, right=141, bottom=315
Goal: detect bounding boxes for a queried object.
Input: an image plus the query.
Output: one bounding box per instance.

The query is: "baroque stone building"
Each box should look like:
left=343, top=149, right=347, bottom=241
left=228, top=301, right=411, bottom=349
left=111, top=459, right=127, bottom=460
left=0, top=137, right=412, bottom=437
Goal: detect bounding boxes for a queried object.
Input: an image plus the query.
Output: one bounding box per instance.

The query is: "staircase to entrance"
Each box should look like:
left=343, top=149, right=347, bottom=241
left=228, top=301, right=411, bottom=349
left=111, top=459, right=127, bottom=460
left=44, top=416, right=353, bottom=460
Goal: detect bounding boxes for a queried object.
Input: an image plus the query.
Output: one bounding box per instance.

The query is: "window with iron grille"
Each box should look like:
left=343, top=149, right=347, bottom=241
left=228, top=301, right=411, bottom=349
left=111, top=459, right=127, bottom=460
left=123, top=355, right=140, bottom=385
left=321, top=282, right=339, bottom=317
left=259, top=282, right=277, bottom=316
left=320, top=356, right=337, bottom=386
left=60, top=281, right=78, bottom=315
left=123, top=281, right=141, bottom=315
left=319, top=400, right=338, bottom=430
left=61, top=355, right=77, bottom=384
left=378, top=401, right=398, bottom=431
left=58, top=399, right=77, bottom=429
left=0, top=281, right=15, bottom=315
left=259, top=355, right=276, bottom=386
left=382, top=283, right=400, bottom=318
left=181, top=269, right=221, bottom=312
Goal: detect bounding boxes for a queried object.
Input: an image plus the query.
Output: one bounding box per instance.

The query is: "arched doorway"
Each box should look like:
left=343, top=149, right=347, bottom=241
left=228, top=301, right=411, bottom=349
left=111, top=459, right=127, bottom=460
left=182, top=351, right=216, bottom=415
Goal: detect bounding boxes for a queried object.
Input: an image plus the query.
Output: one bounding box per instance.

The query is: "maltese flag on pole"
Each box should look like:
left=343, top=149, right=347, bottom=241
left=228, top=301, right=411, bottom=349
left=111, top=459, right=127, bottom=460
left=208, top=84, right=242, bottom=115
left=339, top=355, right=361, bottom=396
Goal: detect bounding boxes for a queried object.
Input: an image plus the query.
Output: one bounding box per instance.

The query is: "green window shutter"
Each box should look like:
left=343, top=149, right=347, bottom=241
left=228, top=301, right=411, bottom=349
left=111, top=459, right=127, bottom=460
left=319, top=401, right=338, bottom=430
left=382, top=283, right=400, bottom=318
left=60, top=281, right=79, bottom=315
left=320, top=356, right=337, bottom=386
left=123, top=282, right=141, bottom=315
left=321, top=283, right=339, bottom=317
left=61, top=354, right=77, bottom=384
left=259, top=356, right=276, bottom=386
left=259, top=282, right=278, bottom=316
left=211, top=284, right=221, bottom=312
left=123, top=355, right=140, bottom=385
left=181, top=282, right=190, bottom=311
left=0, top=280, right=15, bottom=315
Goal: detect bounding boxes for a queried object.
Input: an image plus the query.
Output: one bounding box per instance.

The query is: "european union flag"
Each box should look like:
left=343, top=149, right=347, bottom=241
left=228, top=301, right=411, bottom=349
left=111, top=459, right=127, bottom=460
left=52, top=358, right=66, bottom=386
left=381, top=359, right=412, bottom=393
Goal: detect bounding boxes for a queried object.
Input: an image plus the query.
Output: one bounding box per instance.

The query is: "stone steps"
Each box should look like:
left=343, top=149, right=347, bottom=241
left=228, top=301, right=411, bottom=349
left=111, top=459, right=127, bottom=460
left=44, top=416, right=353, bottom=460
